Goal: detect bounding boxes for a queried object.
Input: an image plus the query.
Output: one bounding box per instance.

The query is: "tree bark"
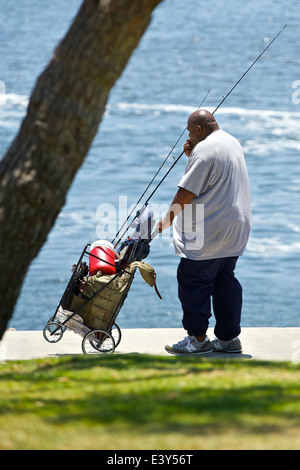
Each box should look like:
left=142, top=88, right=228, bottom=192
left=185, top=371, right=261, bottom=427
left=0, top=0, right=163, bottom=339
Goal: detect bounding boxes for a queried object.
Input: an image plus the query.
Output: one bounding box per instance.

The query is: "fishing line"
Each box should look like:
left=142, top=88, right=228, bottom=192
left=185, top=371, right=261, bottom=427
left=113, top=24, right=287, bottom=247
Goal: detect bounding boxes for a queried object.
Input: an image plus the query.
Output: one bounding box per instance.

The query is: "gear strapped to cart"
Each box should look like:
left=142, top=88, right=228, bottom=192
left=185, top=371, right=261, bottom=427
left=43, top=207, right=161, bottom=355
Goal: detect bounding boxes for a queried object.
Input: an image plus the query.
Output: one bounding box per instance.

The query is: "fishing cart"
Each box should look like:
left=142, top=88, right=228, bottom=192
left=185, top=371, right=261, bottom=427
left=43, top=207, right=160, bottom=355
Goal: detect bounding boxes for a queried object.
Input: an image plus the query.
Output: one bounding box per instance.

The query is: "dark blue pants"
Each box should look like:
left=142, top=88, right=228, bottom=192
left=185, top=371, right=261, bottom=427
left=177, top=256, right=242, bottom=341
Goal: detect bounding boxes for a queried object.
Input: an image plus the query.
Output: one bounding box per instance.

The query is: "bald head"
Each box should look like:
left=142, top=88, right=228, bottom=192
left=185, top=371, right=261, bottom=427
left=187, top=109, right=219, bottom=145
left=189, top=109, right=218, bottom=128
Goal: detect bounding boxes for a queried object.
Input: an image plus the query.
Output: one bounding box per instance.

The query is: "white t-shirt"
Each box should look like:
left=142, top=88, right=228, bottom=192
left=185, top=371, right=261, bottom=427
left=173, top=129, right=252, bottom=260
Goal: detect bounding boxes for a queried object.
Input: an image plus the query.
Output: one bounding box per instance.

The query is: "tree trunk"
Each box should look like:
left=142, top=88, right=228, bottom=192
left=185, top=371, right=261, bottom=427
left=0, top=0, right=163, bottom=339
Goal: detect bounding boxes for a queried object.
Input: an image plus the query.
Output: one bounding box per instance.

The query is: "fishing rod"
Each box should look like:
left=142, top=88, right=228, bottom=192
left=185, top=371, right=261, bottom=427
left=113, top=24, right=287, bottom=247
left=112, top=87, right=211, bottom=247
left=212, top=24, right=287, bottom=115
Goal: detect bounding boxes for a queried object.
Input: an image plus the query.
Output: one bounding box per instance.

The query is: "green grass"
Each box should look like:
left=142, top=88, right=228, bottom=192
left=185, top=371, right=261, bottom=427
left=0, top=354, right=299, bottom=450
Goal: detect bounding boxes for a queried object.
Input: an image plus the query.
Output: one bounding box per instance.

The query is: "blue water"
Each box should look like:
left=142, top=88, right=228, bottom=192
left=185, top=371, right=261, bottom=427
left=0, top=0, right=299, bottom=331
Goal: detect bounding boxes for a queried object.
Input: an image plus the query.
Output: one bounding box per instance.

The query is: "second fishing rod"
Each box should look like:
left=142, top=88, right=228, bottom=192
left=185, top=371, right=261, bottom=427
left=112, top=24, right=286, bottom=248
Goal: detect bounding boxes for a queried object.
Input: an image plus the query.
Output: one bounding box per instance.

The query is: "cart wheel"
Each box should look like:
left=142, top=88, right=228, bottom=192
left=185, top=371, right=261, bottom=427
left=43, top=322, right=64, bottom=343
left=47, top=316, right=66, bottom=332
left=82, top=330, right=115, bottom=355
left=110, top=323, right=122, bottom=348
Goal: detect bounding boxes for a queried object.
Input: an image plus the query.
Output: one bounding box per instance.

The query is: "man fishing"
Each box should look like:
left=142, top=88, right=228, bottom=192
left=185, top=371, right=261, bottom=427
left=157, top=109, right=252, bottom=355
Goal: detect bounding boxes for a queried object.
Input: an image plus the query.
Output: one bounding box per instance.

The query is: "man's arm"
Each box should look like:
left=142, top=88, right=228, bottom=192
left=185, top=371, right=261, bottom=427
left=156, top=187, right=196, bottom=232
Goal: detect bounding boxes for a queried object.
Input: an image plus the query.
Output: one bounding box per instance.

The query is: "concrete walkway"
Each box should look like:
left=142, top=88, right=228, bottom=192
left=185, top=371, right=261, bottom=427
left=1, top=327, right=300, bottom=362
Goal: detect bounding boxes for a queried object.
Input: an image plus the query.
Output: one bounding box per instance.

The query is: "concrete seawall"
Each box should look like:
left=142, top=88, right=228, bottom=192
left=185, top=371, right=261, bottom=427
left=1, top=327, right=300, bottom=362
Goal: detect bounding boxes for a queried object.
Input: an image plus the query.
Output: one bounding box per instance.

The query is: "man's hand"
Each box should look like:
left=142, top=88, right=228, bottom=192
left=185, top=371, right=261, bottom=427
left=184, top=139, right=194, bottom=157
left=156, top=215, right=172, bottom=233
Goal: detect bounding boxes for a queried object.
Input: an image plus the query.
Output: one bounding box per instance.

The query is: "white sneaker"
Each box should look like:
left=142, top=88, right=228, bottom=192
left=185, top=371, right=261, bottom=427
left=211, top=337, right=242, bottom=353
left=165, top=335, right=213, bottom=356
